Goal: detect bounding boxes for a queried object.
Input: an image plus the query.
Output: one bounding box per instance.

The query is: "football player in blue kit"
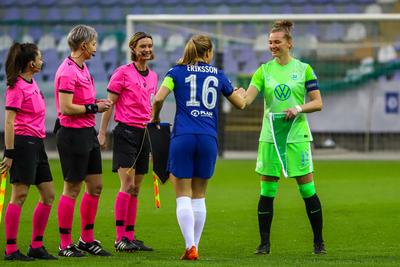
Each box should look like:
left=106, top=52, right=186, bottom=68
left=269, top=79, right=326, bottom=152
left=152, top=34, right=246, bottom=260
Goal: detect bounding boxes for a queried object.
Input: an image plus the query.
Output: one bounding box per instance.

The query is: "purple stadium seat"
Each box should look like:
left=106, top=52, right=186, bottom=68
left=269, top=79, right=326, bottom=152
left=222, top=58, right=239, bottom=74
left=356, top=0, right=375, bottom=3
left=0, top=0, right=14, bottom=7
left=24, top=7, right=42, bottom=21
left=57, top=0, right=78, bottom=5
left=185, top=0, right=202, bottom=4
left=16, top=0, right=37, bottom=5
left=49, top=26, right=66, bottom=42
left=306, top=22, right=321, bottom=39
left=204, top=0, right=223, bottom=4
left=64, top=6, right=83, bottom=21
left=242, top=60, right=259, bottom=74
left=239, top=24, right=257, bottom=38
left=47, top=7, right=63, bottom=22
left=129, top=6, right=145, bottom=15
left=290, top=0, right=307, bottom=4
left=236, top=48, right=257, bottom=63
left=3, top=8, right=21, bottom=21
left=321, top=22, right=345, bottom=42
left=99, top=0, right=119, bottom=6
left=105, top=6, right=124, bottom=21
left=310, top=0, right=330, bottom=4
left=27, top=27, right=43, bottom=42
left=8, top=26, right=19, bottom=40
left=268, top=0, right=284, bottom=4
left=259, top=4, right=272, bottom=14
left=41, top=49, right=60, bottom=82
left=164, top=0, right=180, bottom=4
left=36, top=0, right=57, bottom=6
left=102, top=48, right=117, bottom=70
left=80, top=0, right=98, bottom=6
left=195, top=5, right=210, bottom=14
left=344, top=4, right=363, bottom=13
left=247, top=0, right=263, bottom=4
left=87, top=7, right=103, bottom=21
left=42, top=49, right=59, bottom=63
left=301, top=4, right=315, bottom=13
left=279, top=5, right=294, bottom=14
left=321, top=5, right=338, bottom=14
left=120, top=0, right=141, bottom=4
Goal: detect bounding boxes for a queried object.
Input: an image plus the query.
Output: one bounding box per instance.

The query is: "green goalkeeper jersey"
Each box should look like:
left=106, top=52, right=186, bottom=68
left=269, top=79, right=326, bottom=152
left=250, top=58, right=319, bottom=143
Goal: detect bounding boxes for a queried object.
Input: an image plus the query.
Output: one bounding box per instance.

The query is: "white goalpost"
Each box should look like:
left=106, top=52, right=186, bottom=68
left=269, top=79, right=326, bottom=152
left=125, top=14, right=400, bottom=153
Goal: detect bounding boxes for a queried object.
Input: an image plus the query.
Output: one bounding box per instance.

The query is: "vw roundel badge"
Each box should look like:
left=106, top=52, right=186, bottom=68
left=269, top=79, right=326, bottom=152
left=274, top=84, right=291, bottom=101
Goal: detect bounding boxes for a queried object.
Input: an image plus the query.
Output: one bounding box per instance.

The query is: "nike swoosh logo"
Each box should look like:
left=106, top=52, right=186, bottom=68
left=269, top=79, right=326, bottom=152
left=258, top=211, right=271, bottom=215
left=310, top=209, right=321, bottom=214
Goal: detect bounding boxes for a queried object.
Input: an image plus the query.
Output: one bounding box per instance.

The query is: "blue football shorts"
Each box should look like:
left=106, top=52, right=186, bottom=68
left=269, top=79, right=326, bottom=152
left=167, top=134, right=217, bottom=179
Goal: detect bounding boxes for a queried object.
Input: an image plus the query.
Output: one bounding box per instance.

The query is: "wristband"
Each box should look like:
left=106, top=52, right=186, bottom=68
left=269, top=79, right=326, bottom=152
left=85, top=103, right=98, bottom=114
left=295, top=105, right=303, bottom=113
left=4, top=149, right=15, bottom=159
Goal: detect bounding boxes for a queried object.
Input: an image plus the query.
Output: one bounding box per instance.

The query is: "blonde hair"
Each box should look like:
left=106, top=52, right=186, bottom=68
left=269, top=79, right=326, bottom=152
left=270, top=20, right=294, bottom=43
left=67, top=24, right=97, bottom=51
left=177, top=35, right=212, bottom=65
left=128, top=32, right=154, bottom=62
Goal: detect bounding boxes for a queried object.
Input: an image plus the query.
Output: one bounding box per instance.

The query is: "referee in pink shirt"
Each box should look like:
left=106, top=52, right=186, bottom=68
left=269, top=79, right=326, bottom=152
left=2, top=43, right=57, bottom=261
left=54, top=25, right=112, bottom=257
left=98, top=32, right=157, bottom=252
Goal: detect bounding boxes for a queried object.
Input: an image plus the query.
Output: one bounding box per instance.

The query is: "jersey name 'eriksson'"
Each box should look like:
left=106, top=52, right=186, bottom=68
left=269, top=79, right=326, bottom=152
left=187, top=65, right=218, bottom=74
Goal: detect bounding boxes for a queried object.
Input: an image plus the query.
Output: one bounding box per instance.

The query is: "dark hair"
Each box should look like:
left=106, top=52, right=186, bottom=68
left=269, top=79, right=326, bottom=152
left=270, top=20, right=294, bottom=42
left=129, top=32, right=154, bottom=61
left=177, top=35, right=212, bottom=65
left=5, top=42, right=38, bottom=87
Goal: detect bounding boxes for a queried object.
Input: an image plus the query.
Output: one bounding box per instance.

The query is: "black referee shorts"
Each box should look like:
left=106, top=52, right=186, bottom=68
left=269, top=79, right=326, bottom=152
left=9, top=135, right=53, bottom=185
left=112, top=123, right=150, bottom=174
left=56, top=126, right=102, bottom=182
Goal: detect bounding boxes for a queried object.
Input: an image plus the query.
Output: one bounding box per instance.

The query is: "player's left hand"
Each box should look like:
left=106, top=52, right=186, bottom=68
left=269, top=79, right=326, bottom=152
left=284, top=107, right=299, bottom=120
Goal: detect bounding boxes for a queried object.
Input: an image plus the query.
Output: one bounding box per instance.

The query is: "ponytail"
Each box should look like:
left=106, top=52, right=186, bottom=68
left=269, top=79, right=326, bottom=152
left=5, top=43, right=22, bottom=87
left=177, top=35, right=212, bottom=65
left=5, top=42, right=38, bottom=88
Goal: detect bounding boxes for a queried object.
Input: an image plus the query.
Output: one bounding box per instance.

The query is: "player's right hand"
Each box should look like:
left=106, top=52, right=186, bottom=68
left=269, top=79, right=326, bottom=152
left=97, top=132, right=107, bottom=150
left=151, top=118, right=161, bottom=129
left=0, top=157, right=13, bottom=173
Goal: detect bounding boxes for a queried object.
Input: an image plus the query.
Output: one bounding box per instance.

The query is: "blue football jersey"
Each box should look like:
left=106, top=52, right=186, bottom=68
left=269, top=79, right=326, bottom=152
left=166, top=62, right=234, bottom=138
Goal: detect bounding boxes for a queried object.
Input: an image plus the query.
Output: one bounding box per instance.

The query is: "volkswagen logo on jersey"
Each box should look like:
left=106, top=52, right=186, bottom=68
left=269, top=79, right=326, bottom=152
left=191, top=110, right=200, bottom=117
left=274, top=84, right=291, bottom=101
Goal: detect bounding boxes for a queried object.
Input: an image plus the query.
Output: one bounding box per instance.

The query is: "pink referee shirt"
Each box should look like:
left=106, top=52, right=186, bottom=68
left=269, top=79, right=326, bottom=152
left=107, top=63, right=157, bottom=128
left=54, top=57, right=96, bottom=128
left=5, top=76, right=46, bottom=138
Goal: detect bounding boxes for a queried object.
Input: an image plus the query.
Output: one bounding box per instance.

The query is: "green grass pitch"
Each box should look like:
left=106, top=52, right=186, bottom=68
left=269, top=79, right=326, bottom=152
left=0, top=160, right=399, bottom=266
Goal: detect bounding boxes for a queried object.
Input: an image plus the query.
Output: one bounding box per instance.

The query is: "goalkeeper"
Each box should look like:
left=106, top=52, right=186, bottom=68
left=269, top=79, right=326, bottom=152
left=243, top=20, right=326, bottom=255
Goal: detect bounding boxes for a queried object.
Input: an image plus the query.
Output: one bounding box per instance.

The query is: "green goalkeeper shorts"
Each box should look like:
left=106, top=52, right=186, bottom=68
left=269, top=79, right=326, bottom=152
left=255, top=141, right=313, bottom=178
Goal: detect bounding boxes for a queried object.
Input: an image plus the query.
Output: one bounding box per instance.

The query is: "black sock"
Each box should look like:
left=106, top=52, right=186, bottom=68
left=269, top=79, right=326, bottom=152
left=258, top=195, right=274, bottom=245
left=304, top=193, right=323, bottom=244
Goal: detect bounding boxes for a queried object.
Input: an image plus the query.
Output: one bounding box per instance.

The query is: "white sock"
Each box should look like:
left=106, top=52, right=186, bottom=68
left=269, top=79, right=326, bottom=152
left=192, top=198, right=206, bottom=249
left=176, top=196, right=195, bottom=249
